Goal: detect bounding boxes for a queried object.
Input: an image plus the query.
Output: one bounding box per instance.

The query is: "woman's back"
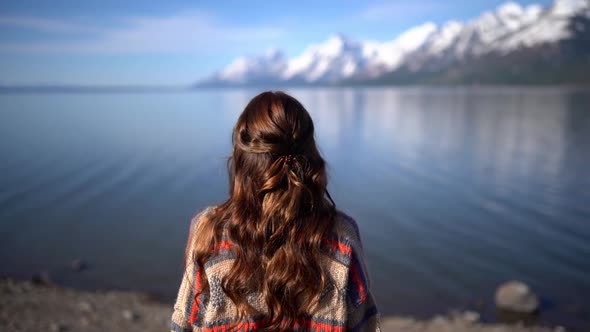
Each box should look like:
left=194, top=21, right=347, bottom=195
left=170, top=91, right=380, bottom=331
left=171, top=206, right=380, bottom=332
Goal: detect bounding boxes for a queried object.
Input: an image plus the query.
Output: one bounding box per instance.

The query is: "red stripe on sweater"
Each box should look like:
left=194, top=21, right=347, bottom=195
left=212, top=240, right=232, bottom=253
left=322, top=238, right=352, bottom=257
left=189, top=266, right=203, bottom=323
left=350, top=259, right=367, bottom=303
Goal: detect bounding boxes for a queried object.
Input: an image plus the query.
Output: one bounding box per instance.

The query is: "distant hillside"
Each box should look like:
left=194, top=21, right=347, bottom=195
left=197, top=0, right=590, bottom=86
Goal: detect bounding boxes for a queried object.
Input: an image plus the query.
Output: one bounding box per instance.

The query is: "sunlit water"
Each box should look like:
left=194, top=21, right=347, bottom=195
left=0, top=87, right=589, bottom=329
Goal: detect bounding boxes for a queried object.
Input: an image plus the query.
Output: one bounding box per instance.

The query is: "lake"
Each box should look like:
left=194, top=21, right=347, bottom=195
left=0, top=87, right=589, bottom=329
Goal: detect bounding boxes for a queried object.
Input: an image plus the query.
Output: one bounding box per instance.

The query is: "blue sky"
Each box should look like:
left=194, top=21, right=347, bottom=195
left=0, top=0, right=553, bottom=85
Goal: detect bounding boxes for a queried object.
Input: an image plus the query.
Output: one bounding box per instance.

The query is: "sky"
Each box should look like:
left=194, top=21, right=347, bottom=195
left=0, top=0, right=553, bottom=85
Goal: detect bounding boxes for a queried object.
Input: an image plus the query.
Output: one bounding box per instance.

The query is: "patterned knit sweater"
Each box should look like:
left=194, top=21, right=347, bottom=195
left=170, top=206, right=381, bottom=332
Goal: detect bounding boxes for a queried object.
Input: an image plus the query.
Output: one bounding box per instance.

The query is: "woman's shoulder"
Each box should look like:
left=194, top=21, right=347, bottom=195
left=189, top=205, right=219, bottom=229
left=331, top=210, right=373, bottom=297
left=321, top=209, right=366, bottom=267
left=332, top=209, right=363, bottom=244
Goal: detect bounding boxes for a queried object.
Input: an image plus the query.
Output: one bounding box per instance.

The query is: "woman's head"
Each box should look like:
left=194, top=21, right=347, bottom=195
left=190, top=91, right=337, bottom=331
left=229, top=91, right=329, bottom=223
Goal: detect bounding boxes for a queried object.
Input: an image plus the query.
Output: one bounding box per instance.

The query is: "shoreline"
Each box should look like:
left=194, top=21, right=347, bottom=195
left=0, top=278, right=570, bottom=332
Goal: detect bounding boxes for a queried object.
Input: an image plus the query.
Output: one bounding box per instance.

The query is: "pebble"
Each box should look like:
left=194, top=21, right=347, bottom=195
left=463, top=311, right=480, bottom=323
left=495, top=280, right=540, bottom=313
left=79, top=317, right=90, bottom=326
left=49, top=322, right=67, bottom=332
left=31, top=271, right=53, bottom=286
left=122, top=309, right=139, bottom=321
left=77, top=300, right=93, bottom=312
left=430, top=315, right=449, bottom=326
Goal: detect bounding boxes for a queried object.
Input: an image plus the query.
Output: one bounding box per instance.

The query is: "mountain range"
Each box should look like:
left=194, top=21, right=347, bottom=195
left=197, top=0, right=590, bottom=86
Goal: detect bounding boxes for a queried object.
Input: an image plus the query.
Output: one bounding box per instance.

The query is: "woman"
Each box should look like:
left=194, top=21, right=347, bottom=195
left=171, top=91, right=380, bottom=332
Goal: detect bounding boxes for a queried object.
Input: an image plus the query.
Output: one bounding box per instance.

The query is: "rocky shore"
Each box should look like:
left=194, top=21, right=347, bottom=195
left=0, top=278, right=568, bottom=332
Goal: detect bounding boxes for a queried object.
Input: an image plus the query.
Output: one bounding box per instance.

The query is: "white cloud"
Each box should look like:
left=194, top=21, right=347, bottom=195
left=360, top=2, right=445, bottom=21
left=0, top=12, right=285, bottom=54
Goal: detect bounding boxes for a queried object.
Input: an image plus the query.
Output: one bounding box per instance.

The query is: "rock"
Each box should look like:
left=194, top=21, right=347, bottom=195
left=71, top=259, right=87, bottom=272
left=79, top=317, right=90, bottom=327
left=430, top=315, right=449, bottom=326
left=495, top=280, right=539, bottom=313
left=122, top=309, right=139, bottom=321
left=77, top=300, right=93, bottom=312
left=49, top=322, right=67, bottom=331
left=463, top=310, right=480, bottom=323
left=31, top=271, right=53, bottom=286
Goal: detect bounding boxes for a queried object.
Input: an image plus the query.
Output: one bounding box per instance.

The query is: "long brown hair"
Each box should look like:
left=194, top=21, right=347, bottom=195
left=187, top=91, right=337, bottom=331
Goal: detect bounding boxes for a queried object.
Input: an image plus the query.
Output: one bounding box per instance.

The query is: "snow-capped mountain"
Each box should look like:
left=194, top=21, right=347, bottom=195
left=198, top=0, right=590, bottom=86
left=280, top=33, right=365, bottom=83
left=209, top=48, right=287, bottom=84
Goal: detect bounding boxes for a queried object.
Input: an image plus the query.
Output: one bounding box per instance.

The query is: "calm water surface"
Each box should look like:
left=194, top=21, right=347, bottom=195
left=0, top=87, right=589, bottom=329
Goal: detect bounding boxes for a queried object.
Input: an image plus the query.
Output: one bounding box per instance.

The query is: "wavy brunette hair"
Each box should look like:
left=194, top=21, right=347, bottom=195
left=187, top=91, right=337, bottom=331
